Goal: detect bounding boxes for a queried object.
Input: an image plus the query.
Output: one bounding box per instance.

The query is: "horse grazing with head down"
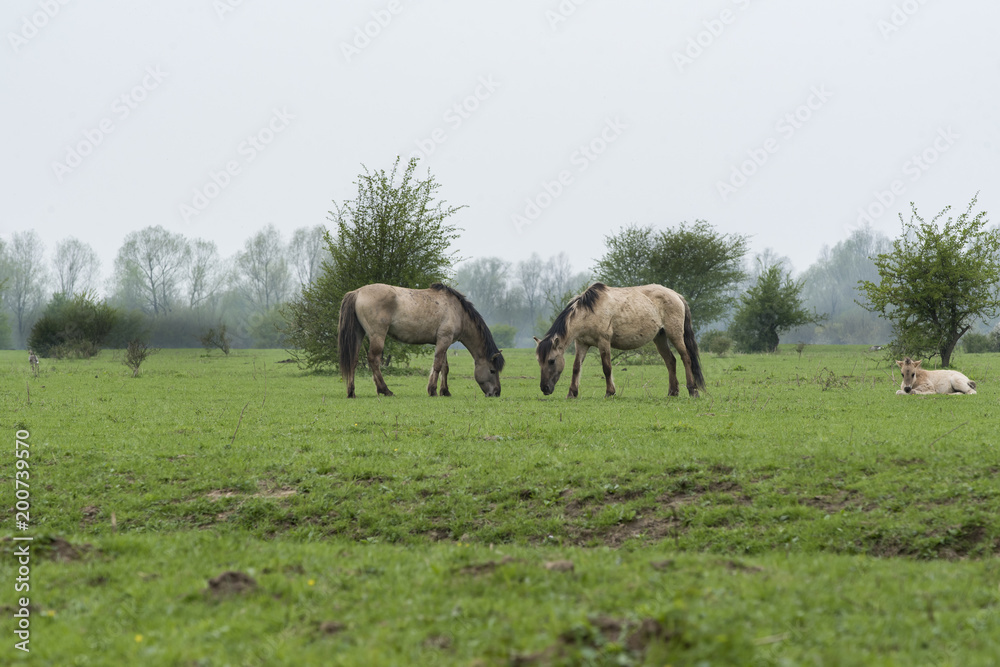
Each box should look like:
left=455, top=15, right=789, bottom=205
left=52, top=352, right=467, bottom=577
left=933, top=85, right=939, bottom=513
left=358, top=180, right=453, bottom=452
left=534, top=283, right=705, bottom=398
left=895, top=357, right=977, bottom=395
left=338, top=283, right=505, bottom=398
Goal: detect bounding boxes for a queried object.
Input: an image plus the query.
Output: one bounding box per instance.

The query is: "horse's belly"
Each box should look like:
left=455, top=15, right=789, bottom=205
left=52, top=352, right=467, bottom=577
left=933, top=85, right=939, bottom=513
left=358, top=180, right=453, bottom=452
left=609, top=318, right=661, bottom=350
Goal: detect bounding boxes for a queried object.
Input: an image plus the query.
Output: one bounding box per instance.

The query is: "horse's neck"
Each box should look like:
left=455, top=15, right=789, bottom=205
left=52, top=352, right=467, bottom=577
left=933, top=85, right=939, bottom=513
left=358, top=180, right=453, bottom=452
left=458, top=320, right=484, bottom=357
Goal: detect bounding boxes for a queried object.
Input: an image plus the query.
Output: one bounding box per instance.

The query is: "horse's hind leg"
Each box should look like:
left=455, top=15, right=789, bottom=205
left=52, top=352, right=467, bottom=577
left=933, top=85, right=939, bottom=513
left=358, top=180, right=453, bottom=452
left=598, top=342, right=616, bottom=398
left=662, top=329, right=699, bottom=397
left=653, top=331, right=680, bottom=396
left=367, top=335, right=393, bottom=396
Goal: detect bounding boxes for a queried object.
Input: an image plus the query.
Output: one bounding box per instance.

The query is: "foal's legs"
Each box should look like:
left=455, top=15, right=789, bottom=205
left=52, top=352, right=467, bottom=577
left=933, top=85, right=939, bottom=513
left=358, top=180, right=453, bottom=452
left=567, top=343, right=589, bottom=398
left=367, top=335, right=393, bottom=396
left=653, top=331, right=680, bottom=397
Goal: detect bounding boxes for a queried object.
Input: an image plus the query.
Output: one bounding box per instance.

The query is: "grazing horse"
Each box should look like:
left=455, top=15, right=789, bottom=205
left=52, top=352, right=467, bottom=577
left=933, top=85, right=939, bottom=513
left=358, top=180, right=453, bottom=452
left=28, top=350, right=39, bottom=377
left=534, top=283, right=705, bottom=398
left=895, top=357, right=977, bottom=395
left=338, top=283, right=505, bottom=398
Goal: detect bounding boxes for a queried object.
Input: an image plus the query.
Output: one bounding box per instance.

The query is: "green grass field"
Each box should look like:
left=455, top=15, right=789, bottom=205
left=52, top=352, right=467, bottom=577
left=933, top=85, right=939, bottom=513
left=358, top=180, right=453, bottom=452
left=2, top=345, right=999, bottom=665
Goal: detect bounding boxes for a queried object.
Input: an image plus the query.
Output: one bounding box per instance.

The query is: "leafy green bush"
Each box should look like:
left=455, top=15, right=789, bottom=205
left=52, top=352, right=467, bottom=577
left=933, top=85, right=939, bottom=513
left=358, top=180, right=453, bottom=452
left=962, top=330, right=1000, bottom=354
left=199, top=324, right=232, bottom=355
left=700, top=330, right=733, bottom=357
left=28, top=293, right=136, bottom=358
left=490, top=324, right=517, bottom=349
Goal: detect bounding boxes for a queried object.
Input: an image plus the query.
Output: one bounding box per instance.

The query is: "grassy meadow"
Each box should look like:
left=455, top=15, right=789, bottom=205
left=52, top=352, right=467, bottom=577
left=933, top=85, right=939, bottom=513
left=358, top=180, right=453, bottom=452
left=2, top=344, right=1000, bottom=665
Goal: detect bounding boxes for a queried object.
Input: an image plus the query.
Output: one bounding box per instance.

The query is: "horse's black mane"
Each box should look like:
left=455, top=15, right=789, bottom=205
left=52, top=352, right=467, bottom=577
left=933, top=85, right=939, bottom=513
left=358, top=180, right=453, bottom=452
left=430, top=283, right=505, bottom=371
left=536, top=283, right=607, bottom=359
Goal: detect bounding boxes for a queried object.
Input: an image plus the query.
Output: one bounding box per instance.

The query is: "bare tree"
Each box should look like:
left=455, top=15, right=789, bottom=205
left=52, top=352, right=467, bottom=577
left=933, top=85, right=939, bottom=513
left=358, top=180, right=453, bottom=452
left=53, top=237, right=101, bottom=295
left=234, top=224, right=291, bottom=311
left=187, top=239, right=227, bottom=309
left=516, top=253, right=545, bottom=324
left=288, top=225, right=331, bottom=288
left=454, top=256, right=512, bottom=322
left=4, top=231, right=49, bottom=345
left=112, top=226, right=190, bottom=315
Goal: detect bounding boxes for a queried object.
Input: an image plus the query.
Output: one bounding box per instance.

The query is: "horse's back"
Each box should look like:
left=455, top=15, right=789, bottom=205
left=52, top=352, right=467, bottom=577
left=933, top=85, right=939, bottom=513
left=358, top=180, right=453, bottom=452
left=355, top=283, right=458, bottom=345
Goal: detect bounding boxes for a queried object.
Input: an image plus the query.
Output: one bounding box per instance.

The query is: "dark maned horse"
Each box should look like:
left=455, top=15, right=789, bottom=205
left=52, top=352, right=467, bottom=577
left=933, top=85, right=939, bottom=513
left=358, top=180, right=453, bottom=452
left=534, top=283, right=705, bottom=398
left=338, top=283, right=505, bottom=398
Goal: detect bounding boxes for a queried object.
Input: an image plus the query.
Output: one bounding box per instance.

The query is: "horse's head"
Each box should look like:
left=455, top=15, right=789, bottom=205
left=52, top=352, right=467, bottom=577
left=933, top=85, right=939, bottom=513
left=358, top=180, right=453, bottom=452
left=534, top=335, right=566, bottom=395
left=474, top=351, right=503, bottom=397
left=895, top=357, right=922, bottom=394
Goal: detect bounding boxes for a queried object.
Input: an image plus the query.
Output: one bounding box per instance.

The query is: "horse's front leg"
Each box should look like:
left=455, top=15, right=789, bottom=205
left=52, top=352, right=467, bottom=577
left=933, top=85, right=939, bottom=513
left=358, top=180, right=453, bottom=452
left=598, top=343, right=615, bottom=398
left=427, top=340, right=449, bottom=397
left=568, top=343, right=589, bottom=398
left=368, top=336, right=393, bottom=396
left=440, top=354, right=451, bottom=397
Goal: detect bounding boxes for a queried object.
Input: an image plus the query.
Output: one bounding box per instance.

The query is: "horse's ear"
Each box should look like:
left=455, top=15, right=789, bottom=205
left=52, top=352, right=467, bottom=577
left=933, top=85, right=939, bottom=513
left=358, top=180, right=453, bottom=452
left=895, top=360, right=904, bottom=368
left=491, top=352, right=502, bottom=362
left=532, top=336, right=541, bottom=346
left=913, top=359, right=922, bottom=368
left=552, top=335, right=560, bottom=348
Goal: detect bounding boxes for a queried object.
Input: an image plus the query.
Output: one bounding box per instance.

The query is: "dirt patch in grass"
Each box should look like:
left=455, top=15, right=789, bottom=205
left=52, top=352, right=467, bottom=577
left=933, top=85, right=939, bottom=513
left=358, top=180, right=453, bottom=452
left=205, top=570, right=257, bottom=597
left=206, top=489, right=240, bottom=501
left=80, top=505, right=100, bottom=527
left=457, top=555, right=516, bottom=576
left=512, top=616, right=675, bottom=665
left=34, top=536, right=91, bottom=562
left=798, top=489, right=864, bottom=513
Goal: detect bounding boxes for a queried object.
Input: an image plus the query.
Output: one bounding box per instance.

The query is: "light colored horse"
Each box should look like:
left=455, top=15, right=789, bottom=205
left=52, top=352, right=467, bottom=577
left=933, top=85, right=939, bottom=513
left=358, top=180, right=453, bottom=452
left=534, top=283, right=705, bottom=398
left=338, top=283, right=504, bottom=398
left=895, top=357, right=977, bottom=395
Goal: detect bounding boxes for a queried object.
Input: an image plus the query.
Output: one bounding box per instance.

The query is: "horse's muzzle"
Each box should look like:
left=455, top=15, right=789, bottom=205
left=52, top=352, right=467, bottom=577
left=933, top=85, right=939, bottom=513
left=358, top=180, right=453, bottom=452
left=541, top=384, right=554, bottom=396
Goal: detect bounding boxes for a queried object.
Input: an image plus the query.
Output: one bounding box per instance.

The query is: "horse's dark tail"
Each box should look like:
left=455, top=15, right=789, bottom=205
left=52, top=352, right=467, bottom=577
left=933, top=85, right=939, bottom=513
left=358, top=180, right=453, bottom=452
left=683, top=302, right=705, bottom=390
left=338, top=290, right=363, bottom=381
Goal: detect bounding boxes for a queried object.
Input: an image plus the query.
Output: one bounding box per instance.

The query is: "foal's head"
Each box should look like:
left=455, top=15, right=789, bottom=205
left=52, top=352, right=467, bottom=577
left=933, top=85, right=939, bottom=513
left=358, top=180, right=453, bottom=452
left=533, top=334, right=567, bottom=395
left=895, top=357, right=922, bottom=394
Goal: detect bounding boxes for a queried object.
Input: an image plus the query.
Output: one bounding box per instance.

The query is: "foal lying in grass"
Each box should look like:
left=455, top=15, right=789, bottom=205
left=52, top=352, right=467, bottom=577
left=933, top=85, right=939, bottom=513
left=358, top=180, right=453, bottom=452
left=895, top=357, right=977, bottom=395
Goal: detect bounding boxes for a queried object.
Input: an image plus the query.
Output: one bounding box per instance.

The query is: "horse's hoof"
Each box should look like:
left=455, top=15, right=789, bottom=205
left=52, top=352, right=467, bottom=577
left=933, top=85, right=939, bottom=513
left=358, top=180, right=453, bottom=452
left=441, top=389, right=451, bottom=397
left=667, top=390, right=679, bottom=397
left=604, top=392, right=616, bottom=398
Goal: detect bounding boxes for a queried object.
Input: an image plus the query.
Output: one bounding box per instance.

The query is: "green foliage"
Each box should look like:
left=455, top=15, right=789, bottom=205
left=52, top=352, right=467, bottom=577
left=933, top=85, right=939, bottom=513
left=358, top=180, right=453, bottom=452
left=284, top=157, right=463, bottom=369
left=490, top=323, right=517, bottom=349
left=595, top=220, right=749, bottom=327
left=122, top=338, right=158, bottom=377
left=730, top=264, right=825, bottom=353
left=28, top=292, right=132, bottom=358
left=962, top=328, right=1000, bottom=354
left=199, top=323, right=232, bottom=355
left=858, top=195, right=1000, bottom=367
left=700, top=329, right=733, bottom=356
left=3, top=347, right=1000, bottom=663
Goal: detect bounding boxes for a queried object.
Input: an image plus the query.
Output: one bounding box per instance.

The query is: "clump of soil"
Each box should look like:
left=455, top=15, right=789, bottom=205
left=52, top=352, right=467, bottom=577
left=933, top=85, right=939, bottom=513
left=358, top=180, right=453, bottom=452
left=205, top=570, right=257, bottom=597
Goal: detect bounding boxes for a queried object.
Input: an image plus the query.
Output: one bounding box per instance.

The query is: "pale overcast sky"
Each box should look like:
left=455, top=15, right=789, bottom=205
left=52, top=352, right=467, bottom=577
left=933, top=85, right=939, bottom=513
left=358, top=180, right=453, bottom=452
left=3, top=0, right=999, bottom=282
